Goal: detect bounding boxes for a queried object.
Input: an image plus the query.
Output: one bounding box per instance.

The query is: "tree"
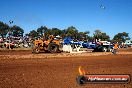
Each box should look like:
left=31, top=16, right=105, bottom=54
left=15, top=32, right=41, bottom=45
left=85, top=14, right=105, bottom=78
left=0, top=21, right=9, bottom=39
left=25, top=33, right=29, bottom=37
left=113, top=32, right=129, bottom=42
left=60, top=27, right=91, bottom=41
left=65, top=26, right=78, bottom=39
left=100, top=33, right=110, bottom=41
left=77, top=31, right=90, bottom=41
left=93, top=29, right=110, bottom=41
left=29, top=30, right=38, bottom=39
left=51, top=28, right=62, bottom=36
left=37, top=26, right=48, bottom=38
left=93, top=29, right=102, bottom=39
left=87, top=36, right=94, bottom=41
left=10, top=25, right=24, bottom=37
left=61, top=29, right=67, bottom=38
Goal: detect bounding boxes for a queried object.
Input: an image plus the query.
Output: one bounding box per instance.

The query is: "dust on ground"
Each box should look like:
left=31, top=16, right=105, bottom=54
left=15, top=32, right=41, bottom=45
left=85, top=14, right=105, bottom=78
left=0, top=48, right=132, bottom=88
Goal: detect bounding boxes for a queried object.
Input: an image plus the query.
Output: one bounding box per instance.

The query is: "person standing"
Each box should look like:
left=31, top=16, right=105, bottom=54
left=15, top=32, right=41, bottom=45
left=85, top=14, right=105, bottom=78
left=112, top=42, right=118, bottom=54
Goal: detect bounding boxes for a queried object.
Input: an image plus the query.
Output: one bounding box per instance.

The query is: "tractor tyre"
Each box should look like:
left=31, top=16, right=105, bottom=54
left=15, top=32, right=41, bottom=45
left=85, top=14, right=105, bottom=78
left=32, top=46, right=40, bottom=54
left=107, top=47, right=112, bottom=52
left=102, top=47, right=107, bottom=52
left=48, top=43, right=59, bottom=53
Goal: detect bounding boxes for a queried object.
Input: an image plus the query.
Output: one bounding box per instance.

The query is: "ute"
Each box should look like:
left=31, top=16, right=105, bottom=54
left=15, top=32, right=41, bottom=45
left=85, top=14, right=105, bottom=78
left=32, top=35, right=61, bottom=54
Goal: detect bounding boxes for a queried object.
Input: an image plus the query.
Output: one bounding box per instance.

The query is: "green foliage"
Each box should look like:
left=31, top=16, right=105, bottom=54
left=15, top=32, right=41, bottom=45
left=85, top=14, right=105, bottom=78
left=10, top=25, right=24, bottom=37
left=65, top=26, right=78, bottom=39
left=51, top=28, right=62, bottom=36
left=28, top=26, right=91, bottom=41
left=93, top=29, right=110, bottom=41
left=113, top=32, right=129, bottom=42
left=2, top=21, right=131, bottom=43
left=0, top=21, right=9, bottom=38
left=0, top=21, right=24, bottom=38
left=77, top=31, right=90, bottom=40
left=37, top=26, right=48, bottom=37
left=29, top=30, right=38, bottom=39
left=36, top=26, right=63, bottom=39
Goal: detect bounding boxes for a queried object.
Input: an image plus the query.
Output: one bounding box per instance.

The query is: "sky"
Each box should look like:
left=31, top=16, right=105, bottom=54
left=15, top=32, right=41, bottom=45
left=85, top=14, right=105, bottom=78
left=0, top=0, right=132, bottom=39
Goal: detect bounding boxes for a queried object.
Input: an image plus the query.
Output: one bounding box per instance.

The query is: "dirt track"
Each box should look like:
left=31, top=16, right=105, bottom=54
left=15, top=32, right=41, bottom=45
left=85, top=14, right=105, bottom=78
left=0, top=48, right=132, bottom=88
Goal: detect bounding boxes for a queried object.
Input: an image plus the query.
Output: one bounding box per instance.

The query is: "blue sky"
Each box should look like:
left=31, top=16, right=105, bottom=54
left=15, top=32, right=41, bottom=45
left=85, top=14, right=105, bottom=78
left=0, top=0, right=132, bottom=39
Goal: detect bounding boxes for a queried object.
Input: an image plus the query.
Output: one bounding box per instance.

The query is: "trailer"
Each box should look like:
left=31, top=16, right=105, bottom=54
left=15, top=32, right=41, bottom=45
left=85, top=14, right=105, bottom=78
left=62, top=37, right=87, bottom=53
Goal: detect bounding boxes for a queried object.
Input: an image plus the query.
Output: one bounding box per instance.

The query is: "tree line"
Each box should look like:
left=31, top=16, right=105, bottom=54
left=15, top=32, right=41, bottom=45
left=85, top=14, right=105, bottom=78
left=0, top=21, right=130, bottom=42
left=0, top=21, right=24, bottom=39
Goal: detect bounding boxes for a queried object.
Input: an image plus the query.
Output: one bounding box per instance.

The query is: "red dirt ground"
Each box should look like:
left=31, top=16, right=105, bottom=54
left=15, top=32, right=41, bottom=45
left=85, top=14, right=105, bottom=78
left=0, top=48, right=132, bottom=88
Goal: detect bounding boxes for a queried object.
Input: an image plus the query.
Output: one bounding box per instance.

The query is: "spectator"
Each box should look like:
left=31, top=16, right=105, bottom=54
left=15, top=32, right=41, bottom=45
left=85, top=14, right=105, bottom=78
left=112, top=42, right=118, bottom=54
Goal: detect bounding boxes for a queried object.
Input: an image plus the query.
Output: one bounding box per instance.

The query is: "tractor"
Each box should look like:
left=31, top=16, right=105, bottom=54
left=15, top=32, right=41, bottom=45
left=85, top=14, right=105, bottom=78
left=32, top=35, right=61, bottom=54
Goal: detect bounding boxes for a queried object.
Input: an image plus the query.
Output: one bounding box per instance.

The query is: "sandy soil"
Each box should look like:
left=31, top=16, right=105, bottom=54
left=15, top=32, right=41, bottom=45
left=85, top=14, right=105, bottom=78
left=0, top=48, right=132, bottom=88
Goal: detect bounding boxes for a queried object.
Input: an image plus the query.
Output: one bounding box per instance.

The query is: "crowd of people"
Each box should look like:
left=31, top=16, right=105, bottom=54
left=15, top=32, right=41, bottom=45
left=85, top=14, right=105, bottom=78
left=0, top=36, right=33, bottom=49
